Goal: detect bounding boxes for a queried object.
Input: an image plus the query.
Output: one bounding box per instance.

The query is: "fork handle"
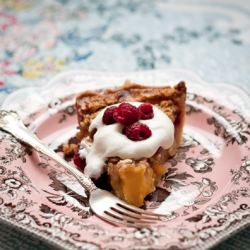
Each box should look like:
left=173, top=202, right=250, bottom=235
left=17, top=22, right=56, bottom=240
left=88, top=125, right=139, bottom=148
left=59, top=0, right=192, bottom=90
left=0, top=110, right=97, bottom=192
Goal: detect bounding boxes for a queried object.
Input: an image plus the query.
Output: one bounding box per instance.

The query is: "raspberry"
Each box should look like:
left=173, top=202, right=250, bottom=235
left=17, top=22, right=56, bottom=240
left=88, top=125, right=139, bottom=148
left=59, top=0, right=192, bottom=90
left=102, top=106, right=117, bottom=125
left=123, top=122, right=152, bottom=141
left=155, top=147, right=163, bottom=154
left=73, top=145, right=86, bottom=169
left=113, top=103, right=140, bottom=125
left=139, top=103, right=154, bottom=120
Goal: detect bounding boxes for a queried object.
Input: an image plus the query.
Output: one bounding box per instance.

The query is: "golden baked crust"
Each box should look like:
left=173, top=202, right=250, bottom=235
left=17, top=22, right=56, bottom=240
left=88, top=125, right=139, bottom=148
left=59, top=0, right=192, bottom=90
left=72, top=81, right=186, bottom=207
left=75, top=80, right=186, bottom=140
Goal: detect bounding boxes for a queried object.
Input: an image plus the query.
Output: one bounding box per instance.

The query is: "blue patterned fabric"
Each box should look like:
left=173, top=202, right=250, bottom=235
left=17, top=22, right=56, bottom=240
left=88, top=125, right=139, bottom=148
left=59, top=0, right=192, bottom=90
left=0, top=0, right=250, bottom=249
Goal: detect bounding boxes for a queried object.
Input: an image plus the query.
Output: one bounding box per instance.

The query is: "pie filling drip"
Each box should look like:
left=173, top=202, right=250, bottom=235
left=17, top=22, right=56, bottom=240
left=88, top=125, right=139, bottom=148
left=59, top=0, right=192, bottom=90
left=79, top=102, right=174, bottom=180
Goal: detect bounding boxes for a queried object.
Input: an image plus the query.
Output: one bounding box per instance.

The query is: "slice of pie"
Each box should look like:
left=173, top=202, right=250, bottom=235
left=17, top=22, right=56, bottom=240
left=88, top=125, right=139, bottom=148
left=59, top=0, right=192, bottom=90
left=69, top=80, right=186, bottom=207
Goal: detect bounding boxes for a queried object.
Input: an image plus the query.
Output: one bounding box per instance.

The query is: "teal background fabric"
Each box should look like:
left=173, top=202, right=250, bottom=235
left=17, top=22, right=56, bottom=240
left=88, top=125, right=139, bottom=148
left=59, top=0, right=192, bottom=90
left=0, top=0, right=250, bottom=249
left=0, top=222, right=59, bottom=250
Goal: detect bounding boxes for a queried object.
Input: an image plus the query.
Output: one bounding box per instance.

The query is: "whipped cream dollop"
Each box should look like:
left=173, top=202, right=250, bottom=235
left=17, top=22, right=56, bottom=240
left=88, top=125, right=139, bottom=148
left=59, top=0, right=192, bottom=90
left=79, top=102, right=174, bottom=179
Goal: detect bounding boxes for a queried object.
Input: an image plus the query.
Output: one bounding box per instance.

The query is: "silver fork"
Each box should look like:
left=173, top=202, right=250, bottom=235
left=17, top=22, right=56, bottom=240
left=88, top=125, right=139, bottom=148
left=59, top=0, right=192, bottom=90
left=0, top=110, right=167, bottom=228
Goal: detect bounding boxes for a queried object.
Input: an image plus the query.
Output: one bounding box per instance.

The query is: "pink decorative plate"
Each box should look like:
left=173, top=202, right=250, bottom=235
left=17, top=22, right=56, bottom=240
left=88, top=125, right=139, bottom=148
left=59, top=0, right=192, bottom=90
left=1, top=68, right=250, bottom=250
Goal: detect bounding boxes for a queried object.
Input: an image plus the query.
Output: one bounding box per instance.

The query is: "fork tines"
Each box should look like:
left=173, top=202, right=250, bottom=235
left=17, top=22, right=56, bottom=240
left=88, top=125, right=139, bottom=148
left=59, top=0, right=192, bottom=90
left=103, top=202, right=167, bottom=228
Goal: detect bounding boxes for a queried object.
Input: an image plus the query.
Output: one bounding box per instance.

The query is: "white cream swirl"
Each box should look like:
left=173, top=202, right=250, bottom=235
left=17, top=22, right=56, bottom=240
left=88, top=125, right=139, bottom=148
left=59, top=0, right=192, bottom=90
left=79, top=102, right=174, bottom=179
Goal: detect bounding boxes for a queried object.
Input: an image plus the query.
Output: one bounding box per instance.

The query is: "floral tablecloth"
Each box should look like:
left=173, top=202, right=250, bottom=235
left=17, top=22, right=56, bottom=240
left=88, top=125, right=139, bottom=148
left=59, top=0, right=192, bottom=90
left=0, top=0, right=250, bottom=249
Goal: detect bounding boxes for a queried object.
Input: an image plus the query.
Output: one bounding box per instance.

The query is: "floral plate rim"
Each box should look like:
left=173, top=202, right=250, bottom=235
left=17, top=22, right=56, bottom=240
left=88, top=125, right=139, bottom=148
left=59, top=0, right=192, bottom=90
left=2, top=67, right=250, bottom=120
